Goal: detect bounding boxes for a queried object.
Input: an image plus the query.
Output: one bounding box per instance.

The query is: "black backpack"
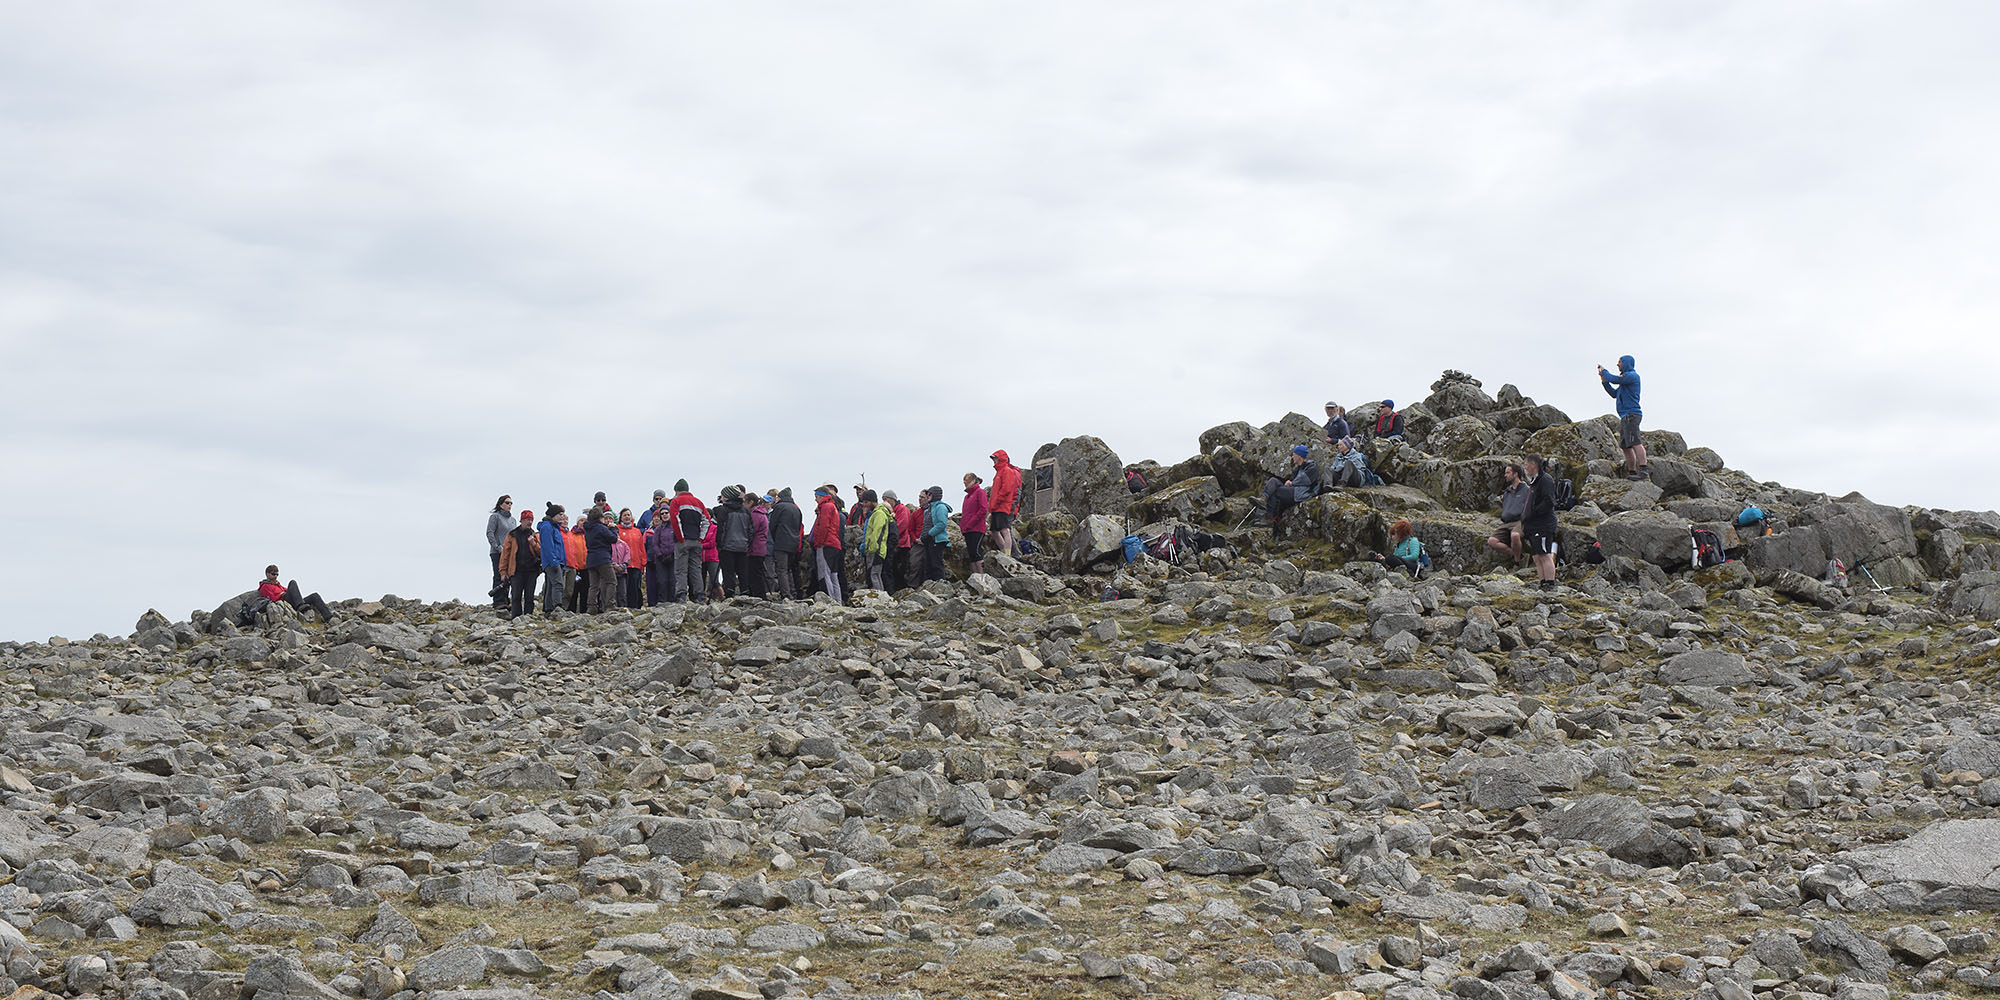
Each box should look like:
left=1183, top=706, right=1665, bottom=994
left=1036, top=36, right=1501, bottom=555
left=1547, top=463, right=1578, bottom=512
left=1690, top=528, right=1728, bottom=569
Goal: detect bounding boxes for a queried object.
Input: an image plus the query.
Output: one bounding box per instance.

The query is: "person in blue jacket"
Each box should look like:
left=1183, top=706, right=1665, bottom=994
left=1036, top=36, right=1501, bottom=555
left=1599, top=355, right=1646, bottom=480
left=921, top=487, right=953, bottom=585
left=537, top=505, right=570, bottom=615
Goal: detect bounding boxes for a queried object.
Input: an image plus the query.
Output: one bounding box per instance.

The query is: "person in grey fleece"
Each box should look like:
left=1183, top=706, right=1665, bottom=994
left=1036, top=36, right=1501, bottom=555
left=486, top=495, right=513, bottom=608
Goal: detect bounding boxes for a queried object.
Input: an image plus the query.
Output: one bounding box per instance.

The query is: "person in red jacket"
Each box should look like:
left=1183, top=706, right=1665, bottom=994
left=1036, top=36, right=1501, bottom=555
left=989, top=450, right=1022, bottom=559
left=256, top=564, right=334, bottom=623
left=811, top=487, right=846, bottom=604
left=665, top=479, right=710, bottom=604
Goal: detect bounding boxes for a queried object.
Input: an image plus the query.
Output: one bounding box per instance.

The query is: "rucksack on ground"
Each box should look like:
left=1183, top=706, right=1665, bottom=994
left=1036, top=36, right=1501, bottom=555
left=1690, top=527, right=1727, bottom=569
left=1551, top=472, right=1578, bottom=512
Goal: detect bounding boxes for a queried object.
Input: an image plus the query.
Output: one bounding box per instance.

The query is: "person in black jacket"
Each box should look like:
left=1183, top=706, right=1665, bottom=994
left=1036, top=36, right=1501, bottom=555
left=1322, top=402, right=1350, bottom=445
left=767, top=488, right=805, bottom=600
left=1520, top=454, right=1562, bottom=591
left=715, top=487, right=752, bottom=598
left=582, top=508, right=619, bottom=613
left=1261, top=445, right=1322, bottom=534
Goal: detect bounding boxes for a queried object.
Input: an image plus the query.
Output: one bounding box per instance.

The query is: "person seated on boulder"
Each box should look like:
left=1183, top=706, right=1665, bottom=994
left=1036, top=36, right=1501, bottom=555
left=1261, top=445, right=1321, bottom=533
left=1326, top=437, right=1372, bottom=488
left=254, top=565, right=335, bottom=623
left=1369, top=519, right=1426, bottom=576
left=1485, top=462, right=1528, bottom=562
left=1372, top=400, right=1404, bottom=439
left=1323, top=402, right=1350, bottom=445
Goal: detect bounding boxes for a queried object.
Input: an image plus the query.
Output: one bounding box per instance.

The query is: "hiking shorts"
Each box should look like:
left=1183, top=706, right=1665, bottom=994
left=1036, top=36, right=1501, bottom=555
left=1619, top=413, right=1642, bottom=450
left=1524, top=531, right=1559, bottom=557
left=1490, top=521, right=1522, bottom=545
left=988, top=512, right=1013, bottom=532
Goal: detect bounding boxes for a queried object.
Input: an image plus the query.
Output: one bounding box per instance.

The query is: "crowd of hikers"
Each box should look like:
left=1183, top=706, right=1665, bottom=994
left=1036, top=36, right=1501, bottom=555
left=482, top=452, right=1025, bottom=617
left=471, top=361, right=1643, bottom=612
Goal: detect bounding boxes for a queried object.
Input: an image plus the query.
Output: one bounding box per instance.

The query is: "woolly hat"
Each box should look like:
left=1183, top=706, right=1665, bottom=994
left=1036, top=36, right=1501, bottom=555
left=722, top=485, right=743, bottom=501
left=1292, top=444, right=1309, bottom=457
left=1381, top=399, right=1394, bottom=409
left=673, top=479, right=690, bottom=493
left=779, top=487, right=794, bottom=501
left=652, top=489, right=667, bottom=499
left=882, top=490, right=898, bottom=502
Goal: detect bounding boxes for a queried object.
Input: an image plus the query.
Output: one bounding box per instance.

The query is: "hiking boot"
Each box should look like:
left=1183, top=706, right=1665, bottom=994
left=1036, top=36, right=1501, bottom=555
left=1539, top=580, right=1558, bottom=592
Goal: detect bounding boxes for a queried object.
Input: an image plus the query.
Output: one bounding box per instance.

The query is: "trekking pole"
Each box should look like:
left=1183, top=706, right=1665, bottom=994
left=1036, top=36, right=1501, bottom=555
left=1856, top=563, right=1891, bottom=593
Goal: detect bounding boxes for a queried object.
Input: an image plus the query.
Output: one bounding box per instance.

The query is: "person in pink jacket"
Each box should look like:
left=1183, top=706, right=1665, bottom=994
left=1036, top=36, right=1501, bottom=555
left=961, top=473, right=991, bottom=576
left=747, top=495, right=772, bottom=600
left=702, top=503, right=721, bottom=600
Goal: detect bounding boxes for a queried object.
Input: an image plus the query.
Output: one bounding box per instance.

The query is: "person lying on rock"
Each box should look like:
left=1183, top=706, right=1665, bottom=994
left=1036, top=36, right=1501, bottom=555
left=253, top=565, right=335, bottom=623
left=1261, top=445, right=1321, bottom=534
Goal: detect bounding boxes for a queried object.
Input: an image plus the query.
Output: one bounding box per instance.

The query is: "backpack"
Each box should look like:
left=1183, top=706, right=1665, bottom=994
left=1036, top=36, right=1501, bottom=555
left=1582, top=540, right=1605, bottom=565
left=1550, top=472, right=1577, bottom=512
left=1124, top=469, right=1148, bottom=494
left=1122, top=535, right=1146, bottom=562
left=1690, top=527, right=1728, bottom=569
left=675, top=504, right=711, bottom=544
left=1361, top=468, right=1385, bottom=487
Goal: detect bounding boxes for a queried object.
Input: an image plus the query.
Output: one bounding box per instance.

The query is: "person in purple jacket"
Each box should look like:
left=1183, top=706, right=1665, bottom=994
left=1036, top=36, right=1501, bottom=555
left=747, top=495, right=772, bottom=600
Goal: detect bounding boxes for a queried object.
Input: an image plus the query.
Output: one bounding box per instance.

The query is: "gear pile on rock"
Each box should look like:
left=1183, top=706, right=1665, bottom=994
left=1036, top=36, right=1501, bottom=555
left=4, top=372, right=2000, bottom=1000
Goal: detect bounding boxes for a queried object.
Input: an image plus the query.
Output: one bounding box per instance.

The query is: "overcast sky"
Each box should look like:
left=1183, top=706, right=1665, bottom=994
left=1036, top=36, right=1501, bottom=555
left=4, top=2, right=1998, bottom=642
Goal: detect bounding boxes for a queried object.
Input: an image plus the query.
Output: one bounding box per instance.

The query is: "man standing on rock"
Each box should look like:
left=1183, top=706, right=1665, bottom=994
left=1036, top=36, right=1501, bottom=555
left=1599, top=355, right=1646, bottom=480
left=1261, top=445, right=1321, bottom=535
left=1521, top=455, right=1562, bottom=592
left=666, top=480, right=710, bottom=604
left=988, top=450, right=1022, bottom=558
left=1485, top=463, right=1528, bottom=563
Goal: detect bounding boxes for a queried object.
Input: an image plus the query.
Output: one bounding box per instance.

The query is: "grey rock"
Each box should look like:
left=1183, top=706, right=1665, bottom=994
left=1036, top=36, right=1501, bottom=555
left=213, top=787, right=288, bottom=843
left=409, top=944, right=488, bottom=991
left=1658, top=649, right=1752, bottom=688
left=1541, top=794, right=1695, bottom=868
left=1808, top=918, right=1893, bottom=981
left=743, top=921, right=825, bottom=951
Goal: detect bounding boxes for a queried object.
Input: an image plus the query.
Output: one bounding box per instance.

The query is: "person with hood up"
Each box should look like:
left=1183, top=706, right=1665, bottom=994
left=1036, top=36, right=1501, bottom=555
left=715, top=487, right=752, bottom=598
left=1598, top=355, right=1646, bottom=480
left=666, top=479, right=710, bottom=603
left=702, top=500, right=722, bottom=600
left=486, top=496, right=514, bottom=608
left=768, top=488, right=804, bottom=600
left=1261, top=445, right=1321, bottom=532
left=616, top=508, right=646, bottom=608
left=747, top=495, right=772, bottom=599
left=988, top=450, right=1022, bottom=558
left=811, top=487, right=846, bottom=604
left=961, top=473, right=990, bottom=576
left=921, top=486, right=953, bottom=584
left=498, top=510, right=541, bottom=618
left=538, top=504, right=569, bottom=615
left=582, top=507, right=619, bottom=614
left=863, top=490, right=897, bottom=591
left=564, top=514, right=588, bottom=612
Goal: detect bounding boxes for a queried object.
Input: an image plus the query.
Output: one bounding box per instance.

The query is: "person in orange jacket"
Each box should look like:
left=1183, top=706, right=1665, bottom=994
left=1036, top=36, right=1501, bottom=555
left=564, top=515, right=588, bottom=612
left=989, top=449, right=1023, bottom=558
left=811, top=487, right=846, bottom=604
left=616, top=508, right=647, bottom=609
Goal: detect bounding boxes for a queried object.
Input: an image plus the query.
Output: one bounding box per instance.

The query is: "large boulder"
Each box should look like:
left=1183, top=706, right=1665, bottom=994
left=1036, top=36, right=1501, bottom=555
left=1128, top=477, right=1226, bottom=525
left=1597, top=510, right=1691, bottom=570
left=1425, top=415, right=1500, bottom=462
left=1746, top=528, right=1826, bottom=578
left=1800, top=502, right=1923, bottom=585
left=1490, top=403, right=1570, bottom=432
left=1647, top=457, right=1705, bottom=499
left=1659, top=649, right=1753, bottom=688
left=1422, top=381, right=1497, bottom=420
left=1523, top=420, right=1623, bottom=470
left=1290, top=493, right=1389, bottom=559
left=1407, top=512, right=1510, bottom=574
left=1541, top=794, right=1696, bottom=868
left=1851, top=819, right=2000, bottom=911
left=1067, top=514, right=1128, bottom=571
left=1040, top=436, right=1130, bottom=518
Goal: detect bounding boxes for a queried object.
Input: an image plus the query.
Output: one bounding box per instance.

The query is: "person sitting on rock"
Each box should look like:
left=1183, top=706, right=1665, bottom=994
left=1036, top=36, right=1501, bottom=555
left=253, top=565, right=335, bottom=623
left=1326, top=437, right=1372, bottom=488
left=1485, top=462, right=1528, bottom=562
left=1261, top=445, right=1321, bottom=533
left=1369, top=519, right=1426, bottom=576
left=1323, top=402, right=1350, bottom=445
left=1520, top=454, right=1563, bottom=592
left=1372, top=400, right=1405, bottom=439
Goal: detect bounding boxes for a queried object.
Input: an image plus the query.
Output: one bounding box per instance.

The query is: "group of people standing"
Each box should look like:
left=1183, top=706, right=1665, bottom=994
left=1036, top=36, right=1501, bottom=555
left=484, top=451, right=1025, bottom=617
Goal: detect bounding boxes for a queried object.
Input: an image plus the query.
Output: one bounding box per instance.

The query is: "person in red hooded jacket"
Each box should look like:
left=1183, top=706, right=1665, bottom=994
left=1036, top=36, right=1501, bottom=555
left=988, top=450, right=1022, bottom=558
left=810, top=487, right=846, bottom=604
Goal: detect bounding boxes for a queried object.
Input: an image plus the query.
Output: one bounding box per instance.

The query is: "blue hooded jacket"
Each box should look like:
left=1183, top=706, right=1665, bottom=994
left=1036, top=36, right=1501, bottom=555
left=537, top=518, right=567, bottom=569
left=1600, top=355, right=1641, bottom=417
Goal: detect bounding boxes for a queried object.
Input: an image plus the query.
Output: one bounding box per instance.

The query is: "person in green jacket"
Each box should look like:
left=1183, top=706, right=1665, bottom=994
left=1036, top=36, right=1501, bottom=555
left=862, top=490, right=896, bottom=591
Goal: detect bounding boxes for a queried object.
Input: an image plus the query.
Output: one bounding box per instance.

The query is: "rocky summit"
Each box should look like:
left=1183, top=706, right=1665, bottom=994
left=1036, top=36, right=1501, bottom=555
left=8, top=373, right=2000, bottom=1000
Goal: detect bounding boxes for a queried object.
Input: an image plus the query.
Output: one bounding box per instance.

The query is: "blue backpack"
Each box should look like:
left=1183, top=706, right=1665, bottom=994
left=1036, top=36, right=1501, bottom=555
left=1122, top=535, right=1146, bottom=562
